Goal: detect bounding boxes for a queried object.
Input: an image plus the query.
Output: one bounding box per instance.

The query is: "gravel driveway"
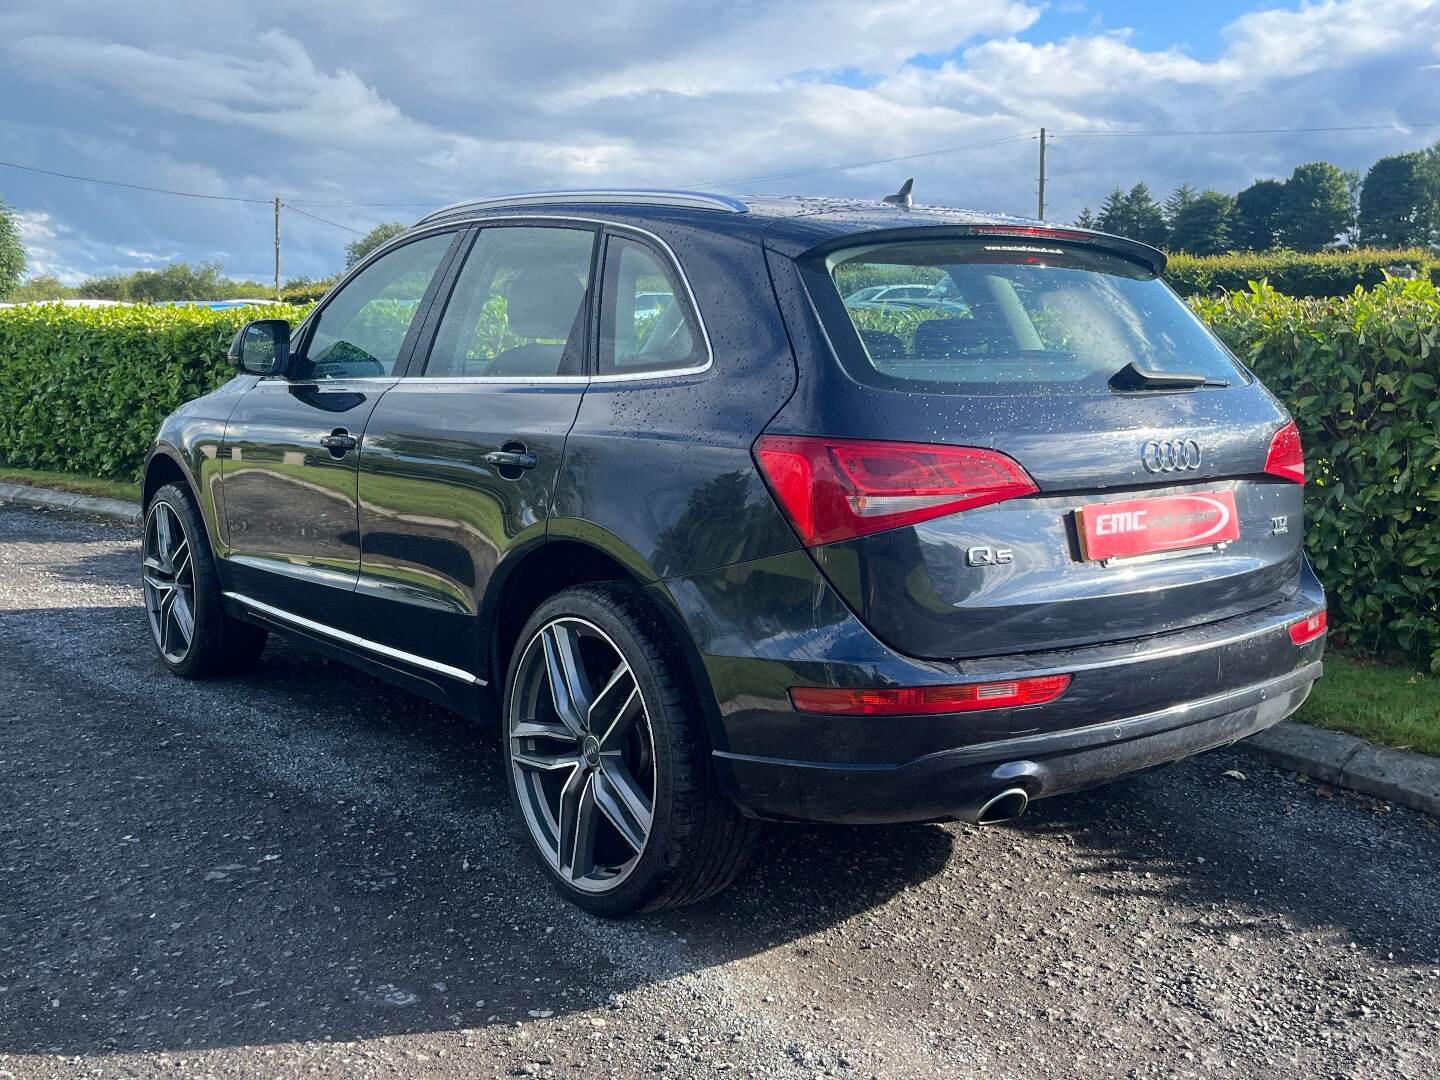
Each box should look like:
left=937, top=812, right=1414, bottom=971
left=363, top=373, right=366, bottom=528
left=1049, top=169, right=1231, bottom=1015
left=1, top=505, right=1437, bottom=1079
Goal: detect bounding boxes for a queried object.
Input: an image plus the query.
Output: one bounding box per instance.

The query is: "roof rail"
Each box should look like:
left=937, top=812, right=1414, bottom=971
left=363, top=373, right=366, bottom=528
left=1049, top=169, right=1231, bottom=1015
left=414, top=189, right=749, bottom=226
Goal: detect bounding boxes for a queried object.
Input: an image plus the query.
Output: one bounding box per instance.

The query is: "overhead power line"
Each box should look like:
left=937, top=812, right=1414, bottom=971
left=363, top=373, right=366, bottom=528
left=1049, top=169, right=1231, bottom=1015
left=7, top=116, right=1437, bottom=207
left=0, top=158, right=431, bottom=210
left=0, top=158, right=271, bottom=203
left=281, top=203, right=366, bottom=236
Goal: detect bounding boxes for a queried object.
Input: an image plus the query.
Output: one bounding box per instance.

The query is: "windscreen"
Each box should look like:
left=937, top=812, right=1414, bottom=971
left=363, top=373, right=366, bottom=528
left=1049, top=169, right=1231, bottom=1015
left=821, top=239, right=1246, bottom=395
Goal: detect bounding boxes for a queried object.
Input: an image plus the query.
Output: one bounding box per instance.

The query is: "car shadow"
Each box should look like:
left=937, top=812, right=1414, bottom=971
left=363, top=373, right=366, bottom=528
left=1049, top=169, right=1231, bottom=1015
left=0, top=607, right=955, bottom=1057
left=2, top=596, right=1437, bottom=1060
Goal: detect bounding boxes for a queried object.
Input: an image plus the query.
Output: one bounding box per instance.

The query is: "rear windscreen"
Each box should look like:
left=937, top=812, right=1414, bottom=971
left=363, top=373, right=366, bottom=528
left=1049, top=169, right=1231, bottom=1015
left=816, top=239, right=1246, bottom=395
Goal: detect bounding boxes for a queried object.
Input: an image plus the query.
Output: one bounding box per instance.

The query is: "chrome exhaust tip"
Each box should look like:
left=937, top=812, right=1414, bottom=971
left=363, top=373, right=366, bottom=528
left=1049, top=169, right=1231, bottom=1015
left=958, top=787, right=1030, bottom=825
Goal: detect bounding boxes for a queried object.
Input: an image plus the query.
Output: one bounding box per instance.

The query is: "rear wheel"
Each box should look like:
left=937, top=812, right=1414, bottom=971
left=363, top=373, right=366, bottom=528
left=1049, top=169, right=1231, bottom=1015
left=502, top=583, right=759, bottom=916
left=142, top=483, right=267, bottom=678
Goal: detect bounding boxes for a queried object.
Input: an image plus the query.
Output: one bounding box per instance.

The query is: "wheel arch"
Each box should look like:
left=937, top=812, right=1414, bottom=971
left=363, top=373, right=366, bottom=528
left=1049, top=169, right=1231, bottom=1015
left=142, top=447, right=193, bottom=510
left=483, top=532, right=725, bottom=752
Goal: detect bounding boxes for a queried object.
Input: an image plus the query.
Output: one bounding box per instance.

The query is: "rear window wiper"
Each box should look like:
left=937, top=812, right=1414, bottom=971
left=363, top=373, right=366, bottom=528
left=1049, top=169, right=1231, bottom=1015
left=1109, top=361, right=1229, bottom=392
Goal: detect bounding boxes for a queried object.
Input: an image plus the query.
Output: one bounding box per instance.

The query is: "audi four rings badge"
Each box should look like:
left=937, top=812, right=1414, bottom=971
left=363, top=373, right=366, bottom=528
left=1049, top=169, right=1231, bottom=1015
left=1141, top=439, right=1202, bottom=473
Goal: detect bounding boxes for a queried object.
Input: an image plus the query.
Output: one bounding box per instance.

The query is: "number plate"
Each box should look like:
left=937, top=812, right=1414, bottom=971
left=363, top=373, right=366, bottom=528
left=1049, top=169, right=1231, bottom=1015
left=1077, top=490, right=1240, bottom=562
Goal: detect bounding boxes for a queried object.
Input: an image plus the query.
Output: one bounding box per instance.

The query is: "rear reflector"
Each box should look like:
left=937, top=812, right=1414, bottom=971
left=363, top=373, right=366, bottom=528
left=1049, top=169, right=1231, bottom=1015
left=789, top=675, right=1072, bottom=716
left=755, top=435, right=1037, bottom=546
left=1288, top=610, right=1327, bottom=645
left=1264, top=421, right=1305, bottom=483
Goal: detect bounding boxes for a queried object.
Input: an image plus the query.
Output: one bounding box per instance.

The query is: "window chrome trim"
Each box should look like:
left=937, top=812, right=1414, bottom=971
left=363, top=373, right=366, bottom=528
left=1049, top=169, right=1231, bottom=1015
left=386, top=375, right=590, bottom=389
left=383, top=364, right=712, bottom=388
left=251, top=376, right=399, bottom=387
left=222, top=591, right=484, bottom=685
left=415, top=189, right=748, bottom=226
left=409, top=214, right=714, bottom=384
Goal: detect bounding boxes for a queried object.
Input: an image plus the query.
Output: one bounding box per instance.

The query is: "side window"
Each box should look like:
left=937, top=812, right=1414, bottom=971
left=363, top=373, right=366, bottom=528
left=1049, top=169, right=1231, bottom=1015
left=299, top=233, right=453, bottom=379
left=424, top=226, right=595, bottom=378
left=597, top=236, right=705, bottom=376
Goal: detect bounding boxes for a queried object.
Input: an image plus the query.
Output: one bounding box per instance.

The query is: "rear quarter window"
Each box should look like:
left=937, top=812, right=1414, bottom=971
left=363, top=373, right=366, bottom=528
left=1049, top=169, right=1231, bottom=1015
left=811, top=239, right=1247, bottom=396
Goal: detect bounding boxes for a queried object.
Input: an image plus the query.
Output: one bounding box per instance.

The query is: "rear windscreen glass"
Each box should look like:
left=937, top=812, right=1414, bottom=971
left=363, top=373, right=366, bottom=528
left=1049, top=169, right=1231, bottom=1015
left=817, top=240, right=1246, bottom=394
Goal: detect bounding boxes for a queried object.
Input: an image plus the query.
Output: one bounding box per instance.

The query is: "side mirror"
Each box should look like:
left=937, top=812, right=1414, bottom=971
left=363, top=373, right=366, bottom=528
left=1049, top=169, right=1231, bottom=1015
left=228, top=319, right=292, bottom=376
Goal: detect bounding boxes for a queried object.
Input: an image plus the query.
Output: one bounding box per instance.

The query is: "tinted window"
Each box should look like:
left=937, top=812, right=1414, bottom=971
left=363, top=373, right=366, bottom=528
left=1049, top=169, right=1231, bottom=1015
left=819, top=240, right=1246, bottom=395
left=598, top=236, right=705, bottom=375
left=301, top=233, right=452, bottom=379
left=424, top=226, right=595, bottom=378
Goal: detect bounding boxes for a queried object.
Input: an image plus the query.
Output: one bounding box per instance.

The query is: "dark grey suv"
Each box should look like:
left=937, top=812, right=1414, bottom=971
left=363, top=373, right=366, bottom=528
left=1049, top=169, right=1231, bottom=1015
left=142, top=189, right=1326, bottom=914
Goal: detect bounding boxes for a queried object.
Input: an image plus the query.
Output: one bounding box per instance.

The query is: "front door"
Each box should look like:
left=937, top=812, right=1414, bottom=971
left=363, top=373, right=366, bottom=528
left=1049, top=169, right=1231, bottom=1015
left=219, top=231, right=459, bottom=626
left=353, top=223, right=598, bottom=673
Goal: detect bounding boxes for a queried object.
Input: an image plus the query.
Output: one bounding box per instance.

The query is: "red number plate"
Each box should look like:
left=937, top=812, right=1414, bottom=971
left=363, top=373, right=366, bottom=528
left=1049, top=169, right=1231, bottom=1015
left=1077, top=490, right=1240, bottom=562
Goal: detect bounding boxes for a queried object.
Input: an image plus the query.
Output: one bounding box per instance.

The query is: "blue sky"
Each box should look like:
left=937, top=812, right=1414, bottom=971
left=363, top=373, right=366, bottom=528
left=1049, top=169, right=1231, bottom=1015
left=2, top=0, right=1437, bottom=285
left=1029, top=1, right=1266, bottom=58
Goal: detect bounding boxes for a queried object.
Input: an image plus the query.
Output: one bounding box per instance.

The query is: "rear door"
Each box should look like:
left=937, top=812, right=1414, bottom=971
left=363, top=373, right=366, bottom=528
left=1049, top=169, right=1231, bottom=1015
left=219, top=231, right=459, bottom=625
left=352, top=222, right=597, bottom=672
left=770, top=234, right=1306, bottom=660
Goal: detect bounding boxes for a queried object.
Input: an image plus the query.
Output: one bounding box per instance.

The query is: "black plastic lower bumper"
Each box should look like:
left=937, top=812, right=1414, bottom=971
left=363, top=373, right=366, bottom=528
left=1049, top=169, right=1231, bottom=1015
left=712, top=661, right=1321, bottom=824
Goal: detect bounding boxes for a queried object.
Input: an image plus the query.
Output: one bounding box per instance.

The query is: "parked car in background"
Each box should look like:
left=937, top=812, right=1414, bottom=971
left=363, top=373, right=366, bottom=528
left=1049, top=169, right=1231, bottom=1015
left=142, top=189, right=1325, bottom=915
left=157, top=299, right=275, bottom=309
left=0, top=298, right=129, bottom=308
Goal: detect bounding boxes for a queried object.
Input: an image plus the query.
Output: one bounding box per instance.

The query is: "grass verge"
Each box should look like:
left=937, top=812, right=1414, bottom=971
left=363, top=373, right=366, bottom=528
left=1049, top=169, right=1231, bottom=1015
left=1294, top=651, right=1439, bottom=757
left=0, top=465, right=140, bottom=504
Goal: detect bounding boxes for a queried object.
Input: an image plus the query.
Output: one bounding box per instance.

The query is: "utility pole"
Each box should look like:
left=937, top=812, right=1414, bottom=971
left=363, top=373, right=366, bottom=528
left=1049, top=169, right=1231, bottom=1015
left=272, top=197, right=280, bottom=300
left=1036, top=127, right=1047, bottom=221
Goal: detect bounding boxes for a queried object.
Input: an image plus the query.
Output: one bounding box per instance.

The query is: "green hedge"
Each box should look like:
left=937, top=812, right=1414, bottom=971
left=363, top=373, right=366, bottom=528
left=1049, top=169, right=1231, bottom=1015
left=1, top=281, right=1437, bottom=668
left=1193, top=278, right=1440, bottom=669
left=1166, top=248, right=1437, bottom=298
left=0, top=302, right=310, bottom=480
left=279, top=281, right=336, bottom=304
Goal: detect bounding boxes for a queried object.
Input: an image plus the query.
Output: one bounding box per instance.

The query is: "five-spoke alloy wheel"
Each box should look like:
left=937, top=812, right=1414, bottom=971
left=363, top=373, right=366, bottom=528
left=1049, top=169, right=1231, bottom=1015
left=502, top=584, right=759, bottom=916
left=141, top=482, right=267, bottom=678
left=143, top=500, right=197, bottom=665
left=508, top=617, right=656, bottom=892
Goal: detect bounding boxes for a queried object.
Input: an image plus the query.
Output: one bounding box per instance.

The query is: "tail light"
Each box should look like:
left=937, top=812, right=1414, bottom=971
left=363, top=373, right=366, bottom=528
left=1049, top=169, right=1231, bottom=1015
left=1264, top=421, right=1305, bottom=483
left=789, top=675, right=1072, bottom=716
left=1288, top=610, right=1327, bottom=645
left=754, top=435, right=1037, bottom=546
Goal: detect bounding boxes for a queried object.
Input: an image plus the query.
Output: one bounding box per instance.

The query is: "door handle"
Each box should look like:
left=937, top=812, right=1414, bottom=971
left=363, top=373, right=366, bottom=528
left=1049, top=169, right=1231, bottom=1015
left=484, top=449, right=538, bottom=470
left=320, top=430, right=358, bottom=455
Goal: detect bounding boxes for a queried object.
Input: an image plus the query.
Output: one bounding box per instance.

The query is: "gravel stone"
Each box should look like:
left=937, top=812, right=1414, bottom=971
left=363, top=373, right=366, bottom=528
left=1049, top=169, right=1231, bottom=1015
left=1, top=505, right=1437, bottom=1078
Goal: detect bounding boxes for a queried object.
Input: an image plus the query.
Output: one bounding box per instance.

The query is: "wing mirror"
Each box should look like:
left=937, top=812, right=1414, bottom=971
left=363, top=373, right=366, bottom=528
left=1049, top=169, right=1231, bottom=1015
left=227, top=319, right=293, bottom=377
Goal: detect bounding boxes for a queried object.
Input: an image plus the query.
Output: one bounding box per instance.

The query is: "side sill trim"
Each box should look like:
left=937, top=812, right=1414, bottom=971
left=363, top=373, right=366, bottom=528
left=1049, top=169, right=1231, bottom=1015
left=222, top=591, right=485, bottom=686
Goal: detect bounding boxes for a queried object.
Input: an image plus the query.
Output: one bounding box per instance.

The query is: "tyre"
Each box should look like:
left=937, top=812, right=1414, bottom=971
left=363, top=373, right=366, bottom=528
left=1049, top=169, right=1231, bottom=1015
left=141, top=482, right=267, bottom=678
left=502, top=583, right=760, bottom=916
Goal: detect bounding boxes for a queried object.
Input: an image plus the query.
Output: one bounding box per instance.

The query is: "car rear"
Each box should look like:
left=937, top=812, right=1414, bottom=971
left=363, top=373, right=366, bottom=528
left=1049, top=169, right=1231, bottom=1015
left=692, top=217, right=1325, bottom=824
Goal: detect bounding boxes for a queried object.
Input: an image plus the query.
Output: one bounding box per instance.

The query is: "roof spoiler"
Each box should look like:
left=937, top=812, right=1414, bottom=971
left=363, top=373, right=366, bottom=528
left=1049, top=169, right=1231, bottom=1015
left=797, top=222, right=1167, bottom=276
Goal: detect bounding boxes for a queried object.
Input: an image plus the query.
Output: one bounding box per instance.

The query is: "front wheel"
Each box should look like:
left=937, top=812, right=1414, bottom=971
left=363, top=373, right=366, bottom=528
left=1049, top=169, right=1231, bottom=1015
left=502, top=584, right=759, bottom=916
left=142, top=483, right=267, bottom=678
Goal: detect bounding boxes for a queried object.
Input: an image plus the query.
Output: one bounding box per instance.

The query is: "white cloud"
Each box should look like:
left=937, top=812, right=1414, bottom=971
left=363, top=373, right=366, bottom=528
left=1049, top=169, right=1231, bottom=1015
left=16, top=210, right=57, bottom=245
left=15, top=210, right=73, bottom=281
left=1221, top=0, right=1436, bottom=78
left=549, top=0, right=1040, bottom=101
left=0, top=0, right=1437, bottom=278
left=9, top=32, right=433, bottom=155
left=122, top=248, right=176, bottom=263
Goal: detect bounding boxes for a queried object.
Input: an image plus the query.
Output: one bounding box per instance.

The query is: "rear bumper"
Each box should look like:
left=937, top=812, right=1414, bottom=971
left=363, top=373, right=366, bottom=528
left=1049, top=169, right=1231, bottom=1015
left=652, top=548, right=1326, bottom=825
left=712, top=660, right=1319, bottom=824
